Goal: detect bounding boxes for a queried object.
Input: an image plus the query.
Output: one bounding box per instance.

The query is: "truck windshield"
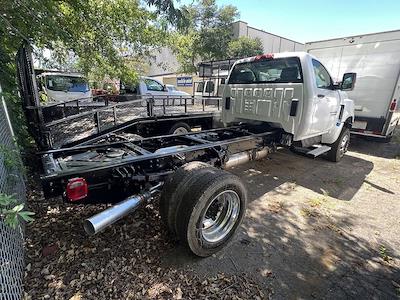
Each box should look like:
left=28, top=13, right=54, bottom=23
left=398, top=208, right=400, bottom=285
left=228, top=57, right=303, bottom=84
left=46, top=75, right=90, bottom=92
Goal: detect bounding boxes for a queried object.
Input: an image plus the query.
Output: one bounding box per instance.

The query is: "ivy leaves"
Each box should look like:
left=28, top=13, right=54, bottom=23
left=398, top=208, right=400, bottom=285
left=0, top=193, right=34, bottom=229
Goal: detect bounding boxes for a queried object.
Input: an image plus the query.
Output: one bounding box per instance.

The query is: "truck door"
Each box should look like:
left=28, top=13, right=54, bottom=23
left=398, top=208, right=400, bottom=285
left=143, top=78, right=168, bottom=96
left=311, top=59, right=340, bottom=134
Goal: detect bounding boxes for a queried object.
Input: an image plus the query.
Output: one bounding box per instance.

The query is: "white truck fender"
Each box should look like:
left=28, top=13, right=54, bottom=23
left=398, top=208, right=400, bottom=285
left=321, top=98, right=354, bottom=144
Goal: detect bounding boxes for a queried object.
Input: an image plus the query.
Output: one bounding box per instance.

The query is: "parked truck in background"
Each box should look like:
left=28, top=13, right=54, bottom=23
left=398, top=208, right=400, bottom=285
left=194, top=58, right=236, bottom=98
left=36, top=71, right=92, bottom=103
left=306, top=30, right=400, bottom=140
left=119, top=76, right=190, bottom=100
left=194, top=78, right=227, bottom=97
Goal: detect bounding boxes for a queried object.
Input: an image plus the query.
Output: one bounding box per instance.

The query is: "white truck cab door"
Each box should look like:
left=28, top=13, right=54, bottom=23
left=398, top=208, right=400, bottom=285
left=311, top=59, right=340, bottom=134
left=143, top=78, right=167, bottom=96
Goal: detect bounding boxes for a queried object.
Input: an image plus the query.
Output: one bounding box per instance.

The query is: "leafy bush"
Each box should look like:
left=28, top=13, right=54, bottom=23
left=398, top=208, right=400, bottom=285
left=0, top=193, right=34, bottom=229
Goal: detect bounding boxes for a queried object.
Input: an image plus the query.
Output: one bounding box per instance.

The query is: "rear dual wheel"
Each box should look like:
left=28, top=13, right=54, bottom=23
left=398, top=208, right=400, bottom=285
left=160, top=162, right=247, bottom=257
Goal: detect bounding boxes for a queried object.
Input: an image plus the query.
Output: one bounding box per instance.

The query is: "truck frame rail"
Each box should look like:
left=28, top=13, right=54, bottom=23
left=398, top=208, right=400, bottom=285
left=41, top=125, right=281, bottom=200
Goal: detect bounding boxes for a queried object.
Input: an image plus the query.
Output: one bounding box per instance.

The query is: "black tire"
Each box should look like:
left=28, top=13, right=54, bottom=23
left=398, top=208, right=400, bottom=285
left=326, top=127, right=350, bottom=162
left=384, top=135, right=393, bottom=143
left=163, top=164, right=247, bottom=257
left=159, top=161, right=212, bottom=236
left=379, top=131, right=394, bottom=143
left=168, top=122, right=191, bottom=135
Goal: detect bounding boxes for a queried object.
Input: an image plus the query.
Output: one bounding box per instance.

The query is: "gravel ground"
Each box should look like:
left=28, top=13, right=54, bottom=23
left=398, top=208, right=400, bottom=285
left=24, top=128, right=400, bottom=299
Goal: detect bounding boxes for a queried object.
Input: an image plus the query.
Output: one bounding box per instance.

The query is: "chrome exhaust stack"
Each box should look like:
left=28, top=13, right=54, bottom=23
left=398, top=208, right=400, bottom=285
left=223, top=147, right=270, bottom=169
left=84, top=147, right=269, bottom=235
left=84, top=183, right=162, bottom=235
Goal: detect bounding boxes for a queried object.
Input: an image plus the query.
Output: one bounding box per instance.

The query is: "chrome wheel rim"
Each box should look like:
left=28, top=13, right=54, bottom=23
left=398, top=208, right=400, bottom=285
left=201, top=190, right=241, bottom=243
left=339, top=134, right=349, bottom=157
left=173, top=127, right=189, bottom=134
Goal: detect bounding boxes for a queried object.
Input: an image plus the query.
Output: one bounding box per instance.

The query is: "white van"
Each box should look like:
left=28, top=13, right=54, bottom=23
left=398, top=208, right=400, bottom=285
left=194, top=78, right=227, bottom=97
left=306, top=30, right=400, bottom=139
left=37, top=72, right=92, bottom=103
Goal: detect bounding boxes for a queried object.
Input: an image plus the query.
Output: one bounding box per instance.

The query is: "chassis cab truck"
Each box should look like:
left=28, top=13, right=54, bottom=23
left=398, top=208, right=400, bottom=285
left=222, top=52, right=356, bottom=161
left=31, top=52, right=355, bottom=257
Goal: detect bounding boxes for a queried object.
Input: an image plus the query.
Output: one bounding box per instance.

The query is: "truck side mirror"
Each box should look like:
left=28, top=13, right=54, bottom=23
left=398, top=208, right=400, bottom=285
left=341, top=73, right=356, bottom=91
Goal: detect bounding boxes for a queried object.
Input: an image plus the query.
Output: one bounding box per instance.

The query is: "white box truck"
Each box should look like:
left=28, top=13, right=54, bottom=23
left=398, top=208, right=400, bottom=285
left=305, top=30, right=400, bottom=140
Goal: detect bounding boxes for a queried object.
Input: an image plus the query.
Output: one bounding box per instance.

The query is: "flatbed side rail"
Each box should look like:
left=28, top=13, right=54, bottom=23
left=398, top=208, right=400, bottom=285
left=61, top=112, right=218, bottom=148
left=32, top=95, right=222, bottom=149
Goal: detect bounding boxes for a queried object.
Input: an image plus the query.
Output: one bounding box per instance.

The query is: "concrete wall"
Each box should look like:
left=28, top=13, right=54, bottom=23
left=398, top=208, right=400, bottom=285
left=147, top=48, right=180, bottom=77
left=232, top=21, right=304, bottom=53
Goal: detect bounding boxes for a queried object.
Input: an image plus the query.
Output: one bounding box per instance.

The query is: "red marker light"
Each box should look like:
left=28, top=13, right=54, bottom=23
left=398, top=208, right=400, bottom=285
left=390, top=99, right=397, bottom=111
left=66, top=178, right=88, bottom=201
left=254, top=53, right=274, bottom=61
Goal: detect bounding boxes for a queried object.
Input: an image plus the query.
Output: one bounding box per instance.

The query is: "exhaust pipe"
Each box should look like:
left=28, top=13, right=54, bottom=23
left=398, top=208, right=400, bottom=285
left=224, top=147, right=270, bottom=169
left=84, top=183, right=162, bottom=235
left=84, top=147, right=269, bottom=235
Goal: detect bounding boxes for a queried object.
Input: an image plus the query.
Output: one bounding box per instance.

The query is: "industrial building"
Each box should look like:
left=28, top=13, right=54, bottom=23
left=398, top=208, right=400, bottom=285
left=147, top=20, right=304, bottom=94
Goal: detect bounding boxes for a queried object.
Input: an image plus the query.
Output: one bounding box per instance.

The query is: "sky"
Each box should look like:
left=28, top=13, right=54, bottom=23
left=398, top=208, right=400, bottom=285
left=180, top=0, right=400, bottom=43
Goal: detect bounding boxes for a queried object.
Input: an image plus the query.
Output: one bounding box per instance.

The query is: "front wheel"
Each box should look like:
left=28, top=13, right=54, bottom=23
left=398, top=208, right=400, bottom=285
left=326, top=127, right=350, bottom=162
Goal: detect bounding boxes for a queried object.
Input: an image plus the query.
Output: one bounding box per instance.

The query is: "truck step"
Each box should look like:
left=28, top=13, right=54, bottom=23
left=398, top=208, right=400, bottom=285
left=306, top=145, right=331, bottom=158
left=291, top=145, right=331, bottom=158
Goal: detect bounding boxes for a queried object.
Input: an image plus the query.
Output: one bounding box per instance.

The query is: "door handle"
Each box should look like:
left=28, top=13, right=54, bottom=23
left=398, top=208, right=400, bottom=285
left=317, top=94, right=325, bottom=98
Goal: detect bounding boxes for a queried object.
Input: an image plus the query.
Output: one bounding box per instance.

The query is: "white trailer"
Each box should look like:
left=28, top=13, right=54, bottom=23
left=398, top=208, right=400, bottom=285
left=305, top=30, right=400, bottom=140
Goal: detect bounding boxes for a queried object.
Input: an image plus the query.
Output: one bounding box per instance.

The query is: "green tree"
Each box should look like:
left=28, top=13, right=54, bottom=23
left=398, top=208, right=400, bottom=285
left=227, top=36, right=264, bottom=58
left=197, top=0, right=238, bottom=60
left=170, top=0, right=239, bottom=73
left=169, top=31, right=200, bottom=74
left=0, top=0, right=184, bottom=144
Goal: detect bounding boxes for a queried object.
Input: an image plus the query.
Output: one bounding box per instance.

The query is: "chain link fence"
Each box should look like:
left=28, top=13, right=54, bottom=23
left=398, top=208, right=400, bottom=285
left=0, top=90, right=26, bottom=300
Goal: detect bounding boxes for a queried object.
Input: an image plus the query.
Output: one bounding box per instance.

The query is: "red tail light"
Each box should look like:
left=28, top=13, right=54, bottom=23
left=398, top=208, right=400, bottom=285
left=66, top=178, right=88, bottom=201
left=390, top=99, right=397, bottom=111
left=254, top=53, right=274, bottom=61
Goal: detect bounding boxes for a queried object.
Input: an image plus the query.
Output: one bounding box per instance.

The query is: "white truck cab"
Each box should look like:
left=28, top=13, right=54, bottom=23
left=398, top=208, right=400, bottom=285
left=37, top=72, right=92, bottom=103
left=222, top=52, right=356, bottom=161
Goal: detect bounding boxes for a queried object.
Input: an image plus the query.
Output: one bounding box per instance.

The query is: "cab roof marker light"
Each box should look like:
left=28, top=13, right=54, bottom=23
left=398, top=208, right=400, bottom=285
left=254, top=53, right=274, bottom=61
left=390, top=99, right=397, bottom=112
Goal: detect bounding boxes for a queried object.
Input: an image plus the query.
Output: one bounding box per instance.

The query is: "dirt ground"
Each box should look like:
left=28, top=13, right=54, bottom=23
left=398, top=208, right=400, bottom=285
left=24, top=129, right=400, bottom=299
